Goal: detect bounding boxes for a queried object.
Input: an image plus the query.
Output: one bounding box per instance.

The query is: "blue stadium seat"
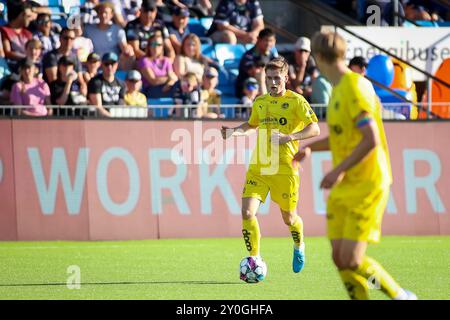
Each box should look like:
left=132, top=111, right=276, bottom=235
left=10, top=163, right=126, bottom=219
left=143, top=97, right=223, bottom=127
left=49, top=6, right=68, bottom=28
left=188, top=18, right=207, bottom=37
left=376, top=88, right=413, bottom=119
left=214, top=44, right=246, bottom=66
left=148, top=97, right=173, bottom=118
left=48, top=0, right=62, bottom=6
left=201, top=43, right=216, bottom=59
left=437, top=21, right=450, bottom=27
left=200, top=17, right=213, bottom=31
left=115, top=70, right=127, bottom=82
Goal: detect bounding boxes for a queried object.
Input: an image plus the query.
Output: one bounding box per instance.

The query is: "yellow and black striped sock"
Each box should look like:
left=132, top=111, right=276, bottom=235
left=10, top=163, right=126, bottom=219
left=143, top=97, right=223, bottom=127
left=288, top=215, right=304, bottom=249
left=242, top=217, right=261, bottom=256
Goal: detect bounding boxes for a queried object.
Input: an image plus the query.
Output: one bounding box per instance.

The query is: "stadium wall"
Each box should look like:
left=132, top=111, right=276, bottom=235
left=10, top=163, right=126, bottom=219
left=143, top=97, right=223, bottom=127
left=0, top=119, right=449, bottom=240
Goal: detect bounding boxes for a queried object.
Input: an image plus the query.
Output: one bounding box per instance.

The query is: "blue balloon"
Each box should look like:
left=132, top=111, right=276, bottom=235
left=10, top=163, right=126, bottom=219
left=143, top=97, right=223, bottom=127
left=366, top=55, right=394, bottom=87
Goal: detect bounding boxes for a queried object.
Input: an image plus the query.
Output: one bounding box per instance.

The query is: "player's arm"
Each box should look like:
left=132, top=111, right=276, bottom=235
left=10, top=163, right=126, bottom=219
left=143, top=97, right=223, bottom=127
left=273, top=121, right=320, bottom=145
left=292, top=136, right=329, bottom=163
left=221, top=122, right=257, bottom=139
left=320, top=111, right=379, bottom=189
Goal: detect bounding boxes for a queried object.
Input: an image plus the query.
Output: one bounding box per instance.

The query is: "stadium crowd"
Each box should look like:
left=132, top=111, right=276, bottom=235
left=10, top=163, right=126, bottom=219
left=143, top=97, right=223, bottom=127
left=0, top=0, right=447, bottom=119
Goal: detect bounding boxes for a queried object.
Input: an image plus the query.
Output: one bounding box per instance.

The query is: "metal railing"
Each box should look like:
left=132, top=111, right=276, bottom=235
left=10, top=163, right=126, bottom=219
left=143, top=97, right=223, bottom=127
left=1, top=102, right=449, bottom=120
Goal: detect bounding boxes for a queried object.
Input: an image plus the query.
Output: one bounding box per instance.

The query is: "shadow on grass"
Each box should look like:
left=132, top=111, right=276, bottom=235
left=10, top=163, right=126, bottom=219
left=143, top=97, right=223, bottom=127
left=0, top=280, right=241, bottom=287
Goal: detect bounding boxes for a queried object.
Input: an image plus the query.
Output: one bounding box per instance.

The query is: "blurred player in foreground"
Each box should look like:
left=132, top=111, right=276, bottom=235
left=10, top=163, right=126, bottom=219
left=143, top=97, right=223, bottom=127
left=293, top=31, right=417, bottom=299
left=221, top=57, right=320, bottom=273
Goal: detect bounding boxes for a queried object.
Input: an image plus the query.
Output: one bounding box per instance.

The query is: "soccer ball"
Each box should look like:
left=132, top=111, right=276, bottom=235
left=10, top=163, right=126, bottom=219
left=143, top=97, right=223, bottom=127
left=239, top=256, right=267, bottom=283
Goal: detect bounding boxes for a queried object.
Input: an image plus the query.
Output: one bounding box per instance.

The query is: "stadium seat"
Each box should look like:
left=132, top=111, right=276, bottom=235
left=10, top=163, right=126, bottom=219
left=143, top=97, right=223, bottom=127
left=188, top=18, right=207, bottom=37
left=61, top=0, right=81, bottom=14
left=148, top=97, right=173, bottom=118
left=214, top=44, right=246, bottom=66
left=49, top=6, right=68, bottom=28
left=115, top=70, right=127, bottom=82
left=437, top=21, right=450, bottom=27
left=200, top=17, right=213, bottom=31
left=201, top=43, right=216, bottom=59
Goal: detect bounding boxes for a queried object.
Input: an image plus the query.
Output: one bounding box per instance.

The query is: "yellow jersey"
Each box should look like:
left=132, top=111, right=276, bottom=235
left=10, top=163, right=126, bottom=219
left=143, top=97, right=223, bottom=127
left=327, top=72, right=392, bottom=193
left=248, top=90, right=318, bottom=175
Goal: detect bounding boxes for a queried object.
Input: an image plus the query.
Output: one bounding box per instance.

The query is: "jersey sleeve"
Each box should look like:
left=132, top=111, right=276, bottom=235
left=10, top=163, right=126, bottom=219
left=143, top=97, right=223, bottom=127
left=247, top=98, right=260, bottom=127
left=295, top=96, right=318, bottom=126
left=347, top=76, right=377, bottom=120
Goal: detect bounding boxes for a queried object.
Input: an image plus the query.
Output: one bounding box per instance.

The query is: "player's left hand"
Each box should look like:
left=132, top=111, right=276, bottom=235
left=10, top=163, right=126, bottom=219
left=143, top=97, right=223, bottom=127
left=271, top=132, right=292, bottom=145
left=320, top=169, right=345, bottom=189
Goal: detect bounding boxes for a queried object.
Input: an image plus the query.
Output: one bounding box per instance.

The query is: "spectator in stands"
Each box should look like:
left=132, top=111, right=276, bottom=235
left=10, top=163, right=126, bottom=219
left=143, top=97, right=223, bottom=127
left=0, top=38, right=44, bottom=103
left=239, top=77, right=258, bottom=118
left=50, top=56, right=88, bottom=116
left=310, top=67, right=332, bottom=117
left=174, top=34, right=208, bottom=84
left=10, top=58, right=51, bottom=117
left=84, top=1, right=135, bottom=70
left=0, top=33, right=4, bottom=58
left=348, top=56, right=368, bottom=76
left=72, top=23, right=94, bottom=63
left=0, top=57, right=11, bottom=105
left=235, top=28, right=277, bottom=98
left=0, top=1, right=34, bottom=71
left=287, top=36, right=316, bottom=100
left=81, top=0, right=100, bottom=25
left=200, top=66, right=223, bottom=119
left=24, top=39, right=44, bottom=77
left=43, top=28, right=84, bottom=85
left=169, top=0, right=214, bottom=18
left=173, top=71, right=202, bottom=117
left=33, top=13, right=60, bottom=56
left=138, top=31, right=178, bottom=98
left=151, top=0, right=172, bottom=24
left=88, top=52, right=126, bottom=117
left=125, top=0, right=174, bottom=60
left=124, top=70, right=148, bottom=107
left=82, top=53, right=101, bottom=85
left=168, top=6, right=191, bottom=55
left=110, top=0, right=142, bottom=28
left=207, top=0, right=264, bottom=44
left=404, top=1, right=432, bottom=21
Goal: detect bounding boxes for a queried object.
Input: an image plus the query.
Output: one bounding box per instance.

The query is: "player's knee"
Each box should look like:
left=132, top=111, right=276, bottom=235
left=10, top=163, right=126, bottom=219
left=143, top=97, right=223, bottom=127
left=241, top=209, right=255, bottom=220
left=282, top=214, right=296, bottom=226
left=338, top=254, right=363, bottom=270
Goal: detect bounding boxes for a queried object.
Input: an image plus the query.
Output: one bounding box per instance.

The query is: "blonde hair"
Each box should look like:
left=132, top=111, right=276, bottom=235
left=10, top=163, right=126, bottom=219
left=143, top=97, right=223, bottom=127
left=311, top=31, right=347, bottom=64
left=184, top=72, right=198, bottom=86
left=265, top=57, right=289, bottom=75
left=25, top=38, right=43, bottom=50
left=181, top=34, right=202, bottom=61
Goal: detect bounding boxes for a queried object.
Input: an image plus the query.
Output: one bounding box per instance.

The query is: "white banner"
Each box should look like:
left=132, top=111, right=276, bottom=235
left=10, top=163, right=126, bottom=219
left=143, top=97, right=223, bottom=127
left=323, top=26, right=450, bottom=81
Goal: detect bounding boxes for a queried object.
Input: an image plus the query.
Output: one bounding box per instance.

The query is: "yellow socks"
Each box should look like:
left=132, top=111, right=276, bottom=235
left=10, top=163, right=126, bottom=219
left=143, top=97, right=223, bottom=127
left=339, top=270, right=369, bottom=300
left=288, top=216, right=304, bottom=249
left=355, top=256, right=403, bottom=299
left=339, top=256, right=403, bottom=300
left=242, top=217, right=261, bottom=256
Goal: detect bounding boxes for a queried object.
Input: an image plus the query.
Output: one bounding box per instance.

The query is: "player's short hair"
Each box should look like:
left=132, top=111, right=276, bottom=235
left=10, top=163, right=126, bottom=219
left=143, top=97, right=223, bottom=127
left=265, top=57, right=289, bottom=75
left=311, top=31, right=347, bottom=64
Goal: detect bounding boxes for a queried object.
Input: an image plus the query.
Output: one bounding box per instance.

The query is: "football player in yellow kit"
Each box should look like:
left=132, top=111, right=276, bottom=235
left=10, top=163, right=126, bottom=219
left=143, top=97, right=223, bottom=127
left=294, top=31, right=417, bottom=299
left=221, top=57, right=320, bottom=273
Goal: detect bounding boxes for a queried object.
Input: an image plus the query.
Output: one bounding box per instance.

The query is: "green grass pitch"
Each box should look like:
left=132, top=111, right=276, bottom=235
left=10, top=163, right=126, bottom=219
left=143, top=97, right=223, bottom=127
left=0, top=236, right=449, bottom=300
